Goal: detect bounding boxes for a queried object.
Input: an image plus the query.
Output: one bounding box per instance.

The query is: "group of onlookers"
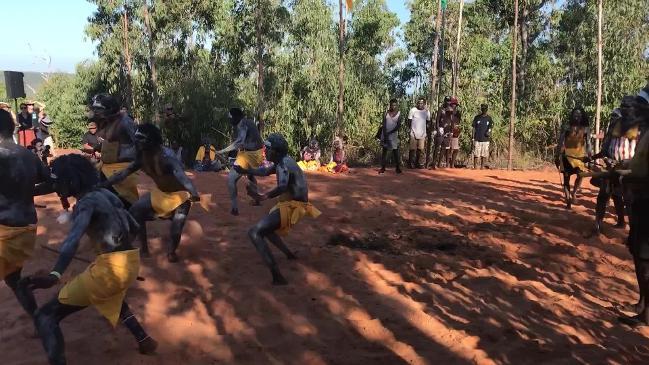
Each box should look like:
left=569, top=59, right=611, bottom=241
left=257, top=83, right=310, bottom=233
left=373, top=96, right=493, bottom=174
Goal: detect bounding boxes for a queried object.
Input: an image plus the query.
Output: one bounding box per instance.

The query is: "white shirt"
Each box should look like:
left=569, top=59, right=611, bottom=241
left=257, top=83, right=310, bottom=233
left=408, top=107, right=430, bottom=139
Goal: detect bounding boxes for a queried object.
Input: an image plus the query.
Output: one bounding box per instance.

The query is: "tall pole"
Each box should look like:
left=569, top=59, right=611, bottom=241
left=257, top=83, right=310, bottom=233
left=256, top=0, right=265, bottom=133
left=437, top=5, right=447, bottom=101
left=508, top=0, right=519, bottom=170
left=595, top=0, right=603, bottom=153
left=336, top=0, right=345, bottom=139
left=426, top=0, right=443, bottom=167
left=452, top=0, right=464, bottom=97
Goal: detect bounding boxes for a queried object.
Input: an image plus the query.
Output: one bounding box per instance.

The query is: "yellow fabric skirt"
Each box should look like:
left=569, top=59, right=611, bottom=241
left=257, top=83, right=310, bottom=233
left=151, top=188, right=191, bottom=218
left=0, top=225, right=36, bottom=279
left=630, top=132, right=649, bottom=179
left=235, top=149, right=263, bottom=170
left=59, top=249, right=140, bottom=327
left=297, top=160, right=321, bottom=171
left=101, top=162, right=139, bottom=204
left=270, top=200, right=321, bottom=236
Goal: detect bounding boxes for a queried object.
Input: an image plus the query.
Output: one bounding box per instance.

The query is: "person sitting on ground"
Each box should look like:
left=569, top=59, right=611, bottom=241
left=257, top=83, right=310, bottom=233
left=322, top=136, right=349, bottom=173
left=472, top=103, right=493, bottom=169
left=297, top=138, right=322, bottom=171
left=194, top=138, right=223, bottom=172
left=555, top=106, right=592, bottom=209
left=234, top=133, right=321, bottom=285
left=20, top=154, right=158, bottom=364
left=379, top=98, right=402, bottom=174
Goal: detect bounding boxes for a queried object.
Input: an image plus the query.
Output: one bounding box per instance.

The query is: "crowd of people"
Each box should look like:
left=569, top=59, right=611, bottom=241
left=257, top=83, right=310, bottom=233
left=1, top=78, right=649, bottom=364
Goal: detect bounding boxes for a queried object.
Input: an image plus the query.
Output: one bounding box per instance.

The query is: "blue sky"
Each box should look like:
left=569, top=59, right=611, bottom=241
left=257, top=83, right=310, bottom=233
left=1, top=0, right=410, bottom=73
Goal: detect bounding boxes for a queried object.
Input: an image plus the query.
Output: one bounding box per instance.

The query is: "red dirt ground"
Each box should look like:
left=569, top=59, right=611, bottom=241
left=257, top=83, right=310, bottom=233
left=1, top=166, right=649, bottom=364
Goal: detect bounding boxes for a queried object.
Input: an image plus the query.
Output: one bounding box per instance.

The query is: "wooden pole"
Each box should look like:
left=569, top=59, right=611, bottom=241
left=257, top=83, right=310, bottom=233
left=452, top=0, right=464, bottom=97
left=425, top=0, right=443, bottom=167
left=143, top=1, right=159, bottom=124
left=256, top=0, right=265, bottom=133
left=336, top=0, right=345, bottom=139
left=595, top=0, right=603, bottom=153
left=508, top=0, right=519, bottom=170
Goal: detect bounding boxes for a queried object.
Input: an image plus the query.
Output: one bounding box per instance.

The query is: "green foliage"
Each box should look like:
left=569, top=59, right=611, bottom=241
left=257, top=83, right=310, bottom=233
left=28, top=0, right=649, bottom=167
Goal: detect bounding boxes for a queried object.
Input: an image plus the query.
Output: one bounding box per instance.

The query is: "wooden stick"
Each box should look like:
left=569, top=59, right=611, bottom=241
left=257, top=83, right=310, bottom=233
left=39, top=244, right=145, bottom=281
left=579, top=169, right=631, bottom=178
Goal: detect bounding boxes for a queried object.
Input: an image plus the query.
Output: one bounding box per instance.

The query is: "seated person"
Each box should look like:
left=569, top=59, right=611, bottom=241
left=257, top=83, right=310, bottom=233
left=194, top=138, right=223, bottom=172
left=297, top=138, right=322, bottom=171
left=321, top=137, right=349, bottom=173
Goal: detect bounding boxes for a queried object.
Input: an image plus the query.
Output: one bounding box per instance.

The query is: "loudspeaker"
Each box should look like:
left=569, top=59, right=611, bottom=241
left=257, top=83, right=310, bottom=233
left=4, top=71, right=26, bottom=99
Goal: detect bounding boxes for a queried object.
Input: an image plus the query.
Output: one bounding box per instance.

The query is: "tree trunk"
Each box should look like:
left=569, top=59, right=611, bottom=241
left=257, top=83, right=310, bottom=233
left=518, top=3, right=529, bottom=100
left=121, top=7, right=135, bottom=111
left=452, top=0, right=464, bottom=97
left=425, top=0, right=443, bottom=167
left=336, top=0, right=345, bottom=138
left=508, top=0, right=519, bottom=170
left=595, top=0, right=603, bottom=153
left=256, top=0, right=265, bottom=133
left=142, top=1, right=159, bottom=124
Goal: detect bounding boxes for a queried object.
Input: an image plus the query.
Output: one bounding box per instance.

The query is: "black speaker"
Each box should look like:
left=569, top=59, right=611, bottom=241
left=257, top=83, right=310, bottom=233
left=4, top=71, right=26, bottom=99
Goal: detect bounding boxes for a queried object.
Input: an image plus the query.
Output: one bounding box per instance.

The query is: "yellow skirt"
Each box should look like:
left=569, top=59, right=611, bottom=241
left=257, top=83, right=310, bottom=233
left=59, top=249, right=140, bottom=327
left=101, top=162, right=139, bottom=204
left=151, top=188, right=191, bottom=218
left=235, top=149, right=263, bottom=170
left=564, top=146, right=587, bottom=171
left=0, top=225, right=36, bottom=279
left=297, top=160, right=321, bottom=171
left=270, top=200, right=321, bottom=236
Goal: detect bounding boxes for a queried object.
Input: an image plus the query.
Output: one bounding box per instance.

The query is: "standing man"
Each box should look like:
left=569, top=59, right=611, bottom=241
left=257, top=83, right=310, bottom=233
left=0, top=109, right=49, bottom=317
left=217, top=107, right=264, bottom=216
left=446, top=97, right=461, bottom=168
left=17, top=102, right=36, bottom=147
left=379, top=98, right=402, bottom=174
left=472, top=104, right=493, bottom=169
left=92, top=93, right=140, bottom=208
left=407, top=97, right=431, bottom=169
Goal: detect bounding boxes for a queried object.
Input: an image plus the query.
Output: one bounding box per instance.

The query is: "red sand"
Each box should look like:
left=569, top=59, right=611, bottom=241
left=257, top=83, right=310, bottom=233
left=1, top=167, right=649, bottom=364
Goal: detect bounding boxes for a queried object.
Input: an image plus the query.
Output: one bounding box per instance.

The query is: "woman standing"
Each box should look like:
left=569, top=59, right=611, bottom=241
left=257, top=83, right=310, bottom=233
left=379, top=98, right=402, bottom=174
left=555, top=107, right=592, bottom=209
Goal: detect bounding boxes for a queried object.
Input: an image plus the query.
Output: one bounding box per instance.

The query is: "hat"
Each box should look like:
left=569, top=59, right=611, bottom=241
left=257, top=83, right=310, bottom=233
left=449, top=97, right=459, bottom=106
left=0, top=102, right=10, bottom=108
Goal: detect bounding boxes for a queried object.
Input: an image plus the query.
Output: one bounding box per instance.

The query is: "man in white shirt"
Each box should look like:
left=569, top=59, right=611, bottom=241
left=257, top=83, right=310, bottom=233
left=408, top=97, right=431, bottom=169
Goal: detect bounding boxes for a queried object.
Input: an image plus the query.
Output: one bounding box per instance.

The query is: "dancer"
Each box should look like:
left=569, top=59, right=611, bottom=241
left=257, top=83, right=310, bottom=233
left=217, top=107, right=264, bottom=216
left=101, top=124, right=200, bottom=262
left=586, top=97, right=639, bottom=234
left=618, top=99, right=649, bottom=326
left=91, top=93, right=139, bottom=208
left=234, top=134, right=321, bottom=285
left=20, top=154, right=157, bottom=364
left=0, top=109, right=49, bottom=317
left=555, top=107, right=592, bottom=209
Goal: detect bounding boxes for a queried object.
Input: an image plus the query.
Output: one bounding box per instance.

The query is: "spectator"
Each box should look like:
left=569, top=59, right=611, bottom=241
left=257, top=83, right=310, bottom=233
left=472, top=104, right=493, bottom=169
left=446, top=97, right=461, bottom=168
left=407, top=97, right=431, bottom=169
left=37, top=109, right=55, bottom=152
left=298, top=138, right=322, bottom=171
left=194, top=138, right=223, bottom=172
left=170, top=141, right=184, bottom=162
left=17, top=102, right=36, bottom=147
left=379, top=98, right=402, bottom=174
left=81, top=121, right=101, bottom=162
left=30, top=138, right=51, bottom=166
left=0, top=102, right=18, bottom=143
left=322, top=136, right=349, bottom=173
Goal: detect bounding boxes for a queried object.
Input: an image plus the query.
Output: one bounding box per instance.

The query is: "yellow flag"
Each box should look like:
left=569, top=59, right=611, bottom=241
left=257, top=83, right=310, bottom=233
left=346, top=0, right=353, bottom=10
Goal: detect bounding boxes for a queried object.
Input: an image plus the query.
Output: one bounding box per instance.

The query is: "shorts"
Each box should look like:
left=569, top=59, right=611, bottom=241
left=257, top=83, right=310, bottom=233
left=445, top=137, right=459, bottom=150
left=474, top=141, right=489, bottom=158
left=409, top=136, right=425, bottom=150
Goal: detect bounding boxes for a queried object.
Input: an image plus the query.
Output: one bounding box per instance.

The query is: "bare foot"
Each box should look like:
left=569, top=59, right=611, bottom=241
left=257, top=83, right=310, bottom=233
left=138, top=337, right=158, bottom=355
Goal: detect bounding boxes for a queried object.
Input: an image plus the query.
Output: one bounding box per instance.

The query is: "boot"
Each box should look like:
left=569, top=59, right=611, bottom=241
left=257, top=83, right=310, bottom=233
left=408, top=150, right=415, bottom=169
left=415, top=150, right=423, bottom=169
left=393, top=149, right=402, bottom=173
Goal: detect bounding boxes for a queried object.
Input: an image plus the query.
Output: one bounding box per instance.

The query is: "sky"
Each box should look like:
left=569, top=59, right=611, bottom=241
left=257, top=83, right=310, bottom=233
left=1, top=0, right=411, bottom=74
